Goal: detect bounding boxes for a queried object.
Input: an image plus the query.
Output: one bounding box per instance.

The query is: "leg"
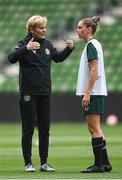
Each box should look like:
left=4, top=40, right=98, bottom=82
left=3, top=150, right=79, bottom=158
left=81, top=114, right=112, bottom=173
left=102, top=139, right=112, bottom=172
left=81, top=96, right=111, bottom=173
left=81, top=114, right=104, bottom=173
left=87, top=115, right=112, bottom=172
left=87, top=114, right=103, bottom=138
left=87, top=115, right=112, bottom=171
left=87, top=114, right=104, bottom=167
left=19, top=95, right=36, bottom=166
left=37, top=95, right=51, bottom=165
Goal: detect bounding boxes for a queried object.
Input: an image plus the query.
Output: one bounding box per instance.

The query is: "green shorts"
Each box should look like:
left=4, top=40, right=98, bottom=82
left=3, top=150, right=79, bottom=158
left=81, top=95, right=104, bottom=116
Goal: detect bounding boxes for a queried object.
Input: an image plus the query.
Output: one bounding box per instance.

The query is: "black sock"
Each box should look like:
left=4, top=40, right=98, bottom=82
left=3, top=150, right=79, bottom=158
left=102, top=140, right=111, bottom=165
left=92, top=137, right=103, bottom=167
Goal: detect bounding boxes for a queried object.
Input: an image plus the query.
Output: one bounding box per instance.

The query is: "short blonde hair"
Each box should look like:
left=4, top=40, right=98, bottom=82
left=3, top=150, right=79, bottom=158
left=26, top=15, right=47, bottom=32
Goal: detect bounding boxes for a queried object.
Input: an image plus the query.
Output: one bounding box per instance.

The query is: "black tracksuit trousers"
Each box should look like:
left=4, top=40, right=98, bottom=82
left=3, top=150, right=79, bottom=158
left=19, top=95, right=51, bottom=166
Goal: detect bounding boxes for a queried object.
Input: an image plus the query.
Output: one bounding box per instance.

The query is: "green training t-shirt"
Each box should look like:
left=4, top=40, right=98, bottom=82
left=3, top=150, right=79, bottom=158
left=87, top=42, right=98, bottom=61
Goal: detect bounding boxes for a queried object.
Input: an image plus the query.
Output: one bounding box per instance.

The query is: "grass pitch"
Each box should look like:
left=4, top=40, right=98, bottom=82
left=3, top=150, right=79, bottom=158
left=0, top=122, right=122, bottom=179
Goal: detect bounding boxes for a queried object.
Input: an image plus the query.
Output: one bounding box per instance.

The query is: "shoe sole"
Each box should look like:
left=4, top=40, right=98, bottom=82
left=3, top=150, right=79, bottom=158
left=81, top=170, right=104, bottom=173
left=80, top=166, right=104, bottom=173
left=41, top=169, right=55, bottom=172
left=25, top=170, right=35, bottom=172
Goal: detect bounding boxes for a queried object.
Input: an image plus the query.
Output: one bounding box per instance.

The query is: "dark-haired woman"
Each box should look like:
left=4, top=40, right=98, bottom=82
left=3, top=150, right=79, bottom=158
left=76, top=16, right=112, bottom=173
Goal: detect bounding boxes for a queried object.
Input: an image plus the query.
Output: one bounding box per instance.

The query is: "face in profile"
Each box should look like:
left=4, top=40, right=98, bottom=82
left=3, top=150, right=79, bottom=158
left=76, top=20, right=90, bottom=40
left=31, top=25, right=47, bottom=39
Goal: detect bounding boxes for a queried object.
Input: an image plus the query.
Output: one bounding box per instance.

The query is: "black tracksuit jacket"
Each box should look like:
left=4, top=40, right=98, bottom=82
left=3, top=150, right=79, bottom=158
left=8, top=34, right=74, bottom=95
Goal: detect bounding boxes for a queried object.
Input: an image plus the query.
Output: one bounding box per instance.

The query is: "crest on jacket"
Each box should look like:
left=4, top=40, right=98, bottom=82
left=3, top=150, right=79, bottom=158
left=45, top=48, right=50, bottom=55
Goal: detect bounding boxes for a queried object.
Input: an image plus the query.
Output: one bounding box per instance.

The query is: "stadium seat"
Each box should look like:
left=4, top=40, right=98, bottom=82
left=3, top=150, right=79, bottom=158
left=0, top=0, right=122, bottom=92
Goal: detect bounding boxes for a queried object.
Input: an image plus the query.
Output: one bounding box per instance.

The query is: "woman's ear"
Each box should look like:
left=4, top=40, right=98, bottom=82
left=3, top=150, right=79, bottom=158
left=30, top=27, right=34, bottom=34
left=88, top=27, right=92, bottom=33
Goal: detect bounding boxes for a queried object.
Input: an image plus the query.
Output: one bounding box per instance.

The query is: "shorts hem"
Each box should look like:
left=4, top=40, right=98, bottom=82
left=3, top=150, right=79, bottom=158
left=84, top=112, right=104, bottom=116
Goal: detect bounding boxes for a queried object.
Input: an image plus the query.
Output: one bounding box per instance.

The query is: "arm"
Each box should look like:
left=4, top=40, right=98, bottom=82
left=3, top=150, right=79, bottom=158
left=8, top=42, right=27, bottom=64
left=8, top=33, right=31, bottom=63
left=8, top=34, right=40, bottom=64
left=52, top=39, right=74, bottom=63
left=82, top=60, right=98, bottom=108
left=82, top=42, right=98, bottom=109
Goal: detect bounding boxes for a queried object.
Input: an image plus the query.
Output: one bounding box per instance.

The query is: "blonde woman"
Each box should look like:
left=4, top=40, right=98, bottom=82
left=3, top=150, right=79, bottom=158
left=8, top=15, right=74, bottom=172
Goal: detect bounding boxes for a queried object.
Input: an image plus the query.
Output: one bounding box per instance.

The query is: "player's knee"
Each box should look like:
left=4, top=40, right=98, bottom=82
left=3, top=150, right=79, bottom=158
left=88, top=125, right=99, bottom=136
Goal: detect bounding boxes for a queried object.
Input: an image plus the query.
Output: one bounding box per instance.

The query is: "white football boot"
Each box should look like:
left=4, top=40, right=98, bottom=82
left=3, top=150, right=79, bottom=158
left=41, top=163, right=55, bottom=172
left=25, top=163, right=35, bottom=172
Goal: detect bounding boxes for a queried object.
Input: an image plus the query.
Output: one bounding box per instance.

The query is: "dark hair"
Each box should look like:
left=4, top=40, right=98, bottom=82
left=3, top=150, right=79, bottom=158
left=81, top=16, right=100, bottom=34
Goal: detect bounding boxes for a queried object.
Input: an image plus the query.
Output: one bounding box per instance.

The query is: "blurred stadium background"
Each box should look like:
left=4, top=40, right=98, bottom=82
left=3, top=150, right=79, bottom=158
left=0, top=0, right=122, bottom=122
left=0, top=1, right=122, bottom=179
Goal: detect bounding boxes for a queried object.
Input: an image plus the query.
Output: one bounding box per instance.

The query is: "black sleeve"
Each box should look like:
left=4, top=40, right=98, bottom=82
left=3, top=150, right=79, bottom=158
left=87, top=42, right=98, bottom=62
left=51, top=44, right=74, bottom=63
left=8, top=33, right=32, bottom=64
left=8, top=43, right=27, bottom=63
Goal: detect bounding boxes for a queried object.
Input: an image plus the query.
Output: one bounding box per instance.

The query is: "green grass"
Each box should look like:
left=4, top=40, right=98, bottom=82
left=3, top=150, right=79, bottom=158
left=0, top=123, right=122, bottom=179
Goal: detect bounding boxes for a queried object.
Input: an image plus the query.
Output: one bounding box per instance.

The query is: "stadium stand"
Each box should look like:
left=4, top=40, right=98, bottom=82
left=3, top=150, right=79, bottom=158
left=0, top=0, right=122, bottom=92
